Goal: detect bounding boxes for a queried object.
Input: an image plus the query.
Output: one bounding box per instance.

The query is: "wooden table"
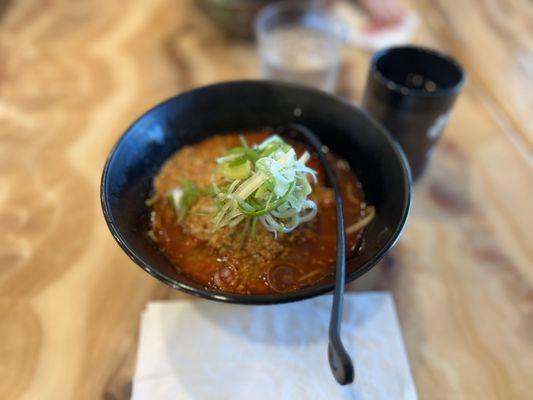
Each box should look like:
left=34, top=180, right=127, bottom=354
left=1, top=0, right=531, bottom=398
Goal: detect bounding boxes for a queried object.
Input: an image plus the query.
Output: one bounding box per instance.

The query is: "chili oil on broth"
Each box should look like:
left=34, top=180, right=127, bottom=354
left=150, top=131, right=368, bottom=295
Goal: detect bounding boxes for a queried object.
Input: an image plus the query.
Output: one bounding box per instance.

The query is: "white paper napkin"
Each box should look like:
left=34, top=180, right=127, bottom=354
left=132, top=292, right=417, bottom=400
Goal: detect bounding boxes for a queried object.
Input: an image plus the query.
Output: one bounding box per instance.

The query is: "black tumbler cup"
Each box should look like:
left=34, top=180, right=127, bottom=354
left=362, top=46, right=465, bottom=180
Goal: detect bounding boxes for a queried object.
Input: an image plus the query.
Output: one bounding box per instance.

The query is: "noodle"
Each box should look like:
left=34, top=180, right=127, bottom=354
left=346, top=206, right=375, bottom=235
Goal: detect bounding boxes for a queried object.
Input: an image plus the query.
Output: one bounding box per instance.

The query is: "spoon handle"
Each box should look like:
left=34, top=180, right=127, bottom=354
left=289, top=123, right=354, bottom=385
left=328, top=184, right=354, bottom=385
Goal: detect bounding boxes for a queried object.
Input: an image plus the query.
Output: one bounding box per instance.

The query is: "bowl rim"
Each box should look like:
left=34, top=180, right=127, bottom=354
left=101, top=80, right=412, bottom=305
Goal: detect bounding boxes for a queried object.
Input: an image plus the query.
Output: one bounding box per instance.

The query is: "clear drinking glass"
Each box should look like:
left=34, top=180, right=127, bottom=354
left=255, top=2, right=347, bottom=92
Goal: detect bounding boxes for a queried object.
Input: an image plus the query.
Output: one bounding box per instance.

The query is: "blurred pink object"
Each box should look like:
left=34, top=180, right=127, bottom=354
left=358, top=0, right=406, bottom=27
left=333, top=0, right=419, bottom=51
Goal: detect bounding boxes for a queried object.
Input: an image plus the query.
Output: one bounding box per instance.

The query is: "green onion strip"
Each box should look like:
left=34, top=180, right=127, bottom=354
left=163, top=135, right=319, bottom=239
left=212, top=135, right=318, bottom=237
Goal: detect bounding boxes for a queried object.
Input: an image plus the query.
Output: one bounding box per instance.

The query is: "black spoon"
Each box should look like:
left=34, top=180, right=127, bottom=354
left=289, top=123, right=354, bottom=385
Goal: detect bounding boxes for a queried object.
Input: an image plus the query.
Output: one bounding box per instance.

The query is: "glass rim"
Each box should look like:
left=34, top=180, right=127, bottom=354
left=254, top=0, right=349, bottom=42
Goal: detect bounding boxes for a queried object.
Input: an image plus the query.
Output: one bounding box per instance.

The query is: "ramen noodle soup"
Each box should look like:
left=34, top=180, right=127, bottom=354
left=148, top=131, right=374, bottom=295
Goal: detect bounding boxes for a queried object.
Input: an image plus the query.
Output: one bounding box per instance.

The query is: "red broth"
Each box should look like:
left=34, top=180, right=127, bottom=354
left=150, top=131, right=371, bottom=295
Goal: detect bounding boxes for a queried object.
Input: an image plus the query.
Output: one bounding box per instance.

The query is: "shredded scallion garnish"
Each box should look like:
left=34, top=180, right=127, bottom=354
left=162, top=135, right=319, bottom=239
left=167, top=178, right=200, bottom=222
left=213, top=135, right=318, bottom=237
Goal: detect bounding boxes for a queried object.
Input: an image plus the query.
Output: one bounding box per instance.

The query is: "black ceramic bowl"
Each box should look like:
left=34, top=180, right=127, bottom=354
left=101, top=81, right=411, bottom=304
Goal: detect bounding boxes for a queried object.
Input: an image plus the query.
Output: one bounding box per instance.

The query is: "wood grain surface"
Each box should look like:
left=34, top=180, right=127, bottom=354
left=0, top=0, right=531, bottom=399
